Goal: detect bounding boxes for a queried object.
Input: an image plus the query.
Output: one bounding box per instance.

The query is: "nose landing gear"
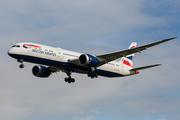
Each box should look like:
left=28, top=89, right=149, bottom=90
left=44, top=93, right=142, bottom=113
left=19, top=64, right=25, bottom=68
left=17, top=59, right=25, bottom=68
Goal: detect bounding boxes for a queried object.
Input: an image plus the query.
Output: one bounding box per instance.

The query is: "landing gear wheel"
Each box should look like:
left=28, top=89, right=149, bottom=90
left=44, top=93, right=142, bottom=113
left=67, top=77, right=72, bottom=84
left=88, top=72, right=98, bottom=79
left=94, top=73, right=98, bottom=78
left=88, top=73, right=91, bottom=77
left=65, top=78, right=68, bottom=82
left=91, top=76, right=94, bottom=79
left=71, top=78, right=75, bottom=83
left=64, top=77, right=75, bottom=84
left=19, top=64, right=24, bottom=68
left=68, top=79, right=71, bottom=84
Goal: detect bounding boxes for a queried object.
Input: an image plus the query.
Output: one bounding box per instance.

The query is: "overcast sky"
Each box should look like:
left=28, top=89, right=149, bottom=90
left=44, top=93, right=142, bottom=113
left=1, top=0, right=180, bottom=120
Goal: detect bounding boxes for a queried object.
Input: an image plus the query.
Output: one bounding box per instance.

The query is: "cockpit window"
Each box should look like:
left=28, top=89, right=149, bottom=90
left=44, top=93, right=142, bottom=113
left=12, top=45, right=20, bottom=48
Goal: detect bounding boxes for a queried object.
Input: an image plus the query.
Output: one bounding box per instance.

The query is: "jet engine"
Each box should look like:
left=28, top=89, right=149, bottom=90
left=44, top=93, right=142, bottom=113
left=32, top=65, right=51, bottom=78
left=79, top=54, right=99, bottom=67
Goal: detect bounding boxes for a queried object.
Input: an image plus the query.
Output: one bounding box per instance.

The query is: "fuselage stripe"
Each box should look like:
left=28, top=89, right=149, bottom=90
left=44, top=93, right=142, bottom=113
left=23, top=44, right=41, bottom=48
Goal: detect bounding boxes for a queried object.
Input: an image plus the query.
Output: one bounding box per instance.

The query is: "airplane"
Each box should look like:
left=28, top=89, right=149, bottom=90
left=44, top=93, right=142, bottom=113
left=8, top=37, right=178, bottom=83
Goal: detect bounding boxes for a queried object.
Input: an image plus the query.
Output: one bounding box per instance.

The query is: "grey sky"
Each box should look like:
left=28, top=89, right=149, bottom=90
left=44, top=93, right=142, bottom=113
left=1, top=0, right=180, bottom=120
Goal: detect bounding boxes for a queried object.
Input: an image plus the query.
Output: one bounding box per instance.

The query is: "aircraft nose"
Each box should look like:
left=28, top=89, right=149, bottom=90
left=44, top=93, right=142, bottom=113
left=8, top=48, right=13, bottom=56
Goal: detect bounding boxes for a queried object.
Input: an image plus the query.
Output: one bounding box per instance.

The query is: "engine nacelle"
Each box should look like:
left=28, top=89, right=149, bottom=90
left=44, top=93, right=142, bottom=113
left=32, top=65, right=51, bottom=78
left=79, top=54, right=99, bottom=67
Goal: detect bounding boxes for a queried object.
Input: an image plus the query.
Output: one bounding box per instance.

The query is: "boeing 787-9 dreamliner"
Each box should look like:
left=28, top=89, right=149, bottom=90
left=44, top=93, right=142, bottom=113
left=8, top=37, right=178, bottom=83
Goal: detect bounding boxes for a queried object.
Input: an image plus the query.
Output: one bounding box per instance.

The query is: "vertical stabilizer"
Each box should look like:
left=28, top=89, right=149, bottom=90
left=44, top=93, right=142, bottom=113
left=120, top=42, right=137, bottom=67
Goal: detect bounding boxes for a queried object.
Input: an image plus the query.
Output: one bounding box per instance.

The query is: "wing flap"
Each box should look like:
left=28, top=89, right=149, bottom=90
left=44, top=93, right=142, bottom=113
left=48, top=66, right=60, bottom=72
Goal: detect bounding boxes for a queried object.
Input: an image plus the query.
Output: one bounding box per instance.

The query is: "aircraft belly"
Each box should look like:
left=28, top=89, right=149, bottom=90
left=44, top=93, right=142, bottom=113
left=97, top=64, right=124, bottom=77
left=10, top=53, right=125, bottom=77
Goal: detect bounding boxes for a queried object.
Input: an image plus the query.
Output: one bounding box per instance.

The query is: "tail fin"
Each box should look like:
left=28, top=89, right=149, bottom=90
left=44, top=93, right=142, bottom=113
left=120, top=42, right=137, bottom=67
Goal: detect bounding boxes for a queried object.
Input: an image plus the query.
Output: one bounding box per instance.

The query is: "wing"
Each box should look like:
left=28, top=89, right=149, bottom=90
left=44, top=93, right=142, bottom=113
left=48, top=66, right=60, bottom=72
left=96, top=37, right=178, bottom=67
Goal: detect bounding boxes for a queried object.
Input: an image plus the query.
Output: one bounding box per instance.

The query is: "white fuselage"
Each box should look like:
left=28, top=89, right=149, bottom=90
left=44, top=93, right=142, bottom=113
left=8, top=42, right=133, bottom=77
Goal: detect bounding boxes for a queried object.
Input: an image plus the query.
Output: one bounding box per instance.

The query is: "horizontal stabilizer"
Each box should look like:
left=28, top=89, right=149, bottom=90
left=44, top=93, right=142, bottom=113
left=130, top=64, right=161, bottom=71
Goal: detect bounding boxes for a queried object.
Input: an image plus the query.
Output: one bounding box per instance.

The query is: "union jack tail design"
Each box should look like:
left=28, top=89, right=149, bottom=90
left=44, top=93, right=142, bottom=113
left=120, top=42, right=137, bottom=67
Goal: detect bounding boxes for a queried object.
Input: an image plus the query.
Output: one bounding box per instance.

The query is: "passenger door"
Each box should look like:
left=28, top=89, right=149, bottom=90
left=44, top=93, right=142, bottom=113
left=56, top=48, right=63, bottom=61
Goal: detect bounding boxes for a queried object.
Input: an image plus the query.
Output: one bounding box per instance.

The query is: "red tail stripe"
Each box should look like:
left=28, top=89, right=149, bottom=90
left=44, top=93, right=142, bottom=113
left=130, top=46, right=136, bottom=49
left=122, top=58, right=132, bottom=67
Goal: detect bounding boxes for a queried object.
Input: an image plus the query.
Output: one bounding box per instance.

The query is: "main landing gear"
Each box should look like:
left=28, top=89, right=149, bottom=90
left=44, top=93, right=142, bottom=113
left=65, top=77, right=75, bottom=84
left=64, top=72, right=75, bottom=84
left=17, top=59, right=25, bottom=68
left=88, top=72, right=98, bottom=79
